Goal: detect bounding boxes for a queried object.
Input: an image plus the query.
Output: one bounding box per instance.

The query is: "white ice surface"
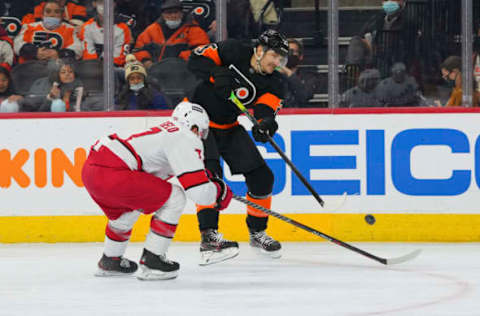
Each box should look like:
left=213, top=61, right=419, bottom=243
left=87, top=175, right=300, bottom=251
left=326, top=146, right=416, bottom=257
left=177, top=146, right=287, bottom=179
left=1, top=242, right=478, bottom=316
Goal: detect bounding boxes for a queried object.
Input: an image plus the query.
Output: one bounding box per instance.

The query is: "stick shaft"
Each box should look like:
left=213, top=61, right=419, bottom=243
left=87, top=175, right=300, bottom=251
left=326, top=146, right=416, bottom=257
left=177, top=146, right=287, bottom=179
left=232, top=194, right=387, bottom=265
left=229, top=93, right=325, bottom=207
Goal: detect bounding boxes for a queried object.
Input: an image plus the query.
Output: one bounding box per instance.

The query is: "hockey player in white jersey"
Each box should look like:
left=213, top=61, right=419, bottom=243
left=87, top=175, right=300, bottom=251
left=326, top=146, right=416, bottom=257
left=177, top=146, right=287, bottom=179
left=81, top=101, right=233, bottom=280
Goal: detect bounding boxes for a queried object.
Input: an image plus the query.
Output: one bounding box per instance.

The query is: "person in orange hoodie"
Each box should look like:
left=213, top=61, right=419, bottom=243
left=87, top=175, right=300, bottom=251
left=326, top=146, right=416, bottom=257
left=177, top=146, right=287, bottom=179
left=22, top=0, right=87, bottom=30
left=14, top=0, right=82, bottom=63
left=133, top=0, right=209, bottom=69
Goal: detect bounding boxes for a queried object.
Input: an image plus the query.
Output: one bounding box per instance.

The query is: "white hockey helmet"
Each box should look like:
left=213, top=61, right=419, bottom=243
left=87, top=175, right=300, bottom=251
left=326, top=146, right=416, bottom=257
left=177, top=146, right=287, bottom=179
left=171, top=101, right=210, bottom=140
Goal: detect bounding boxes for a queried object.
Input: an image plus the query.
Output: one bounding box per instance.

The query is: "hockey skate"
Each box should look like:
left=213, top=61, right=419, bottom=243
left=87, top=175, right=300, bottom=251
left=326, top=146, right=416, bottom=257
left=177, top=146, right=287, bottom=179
left=249, top=230, right=282, bottom=258
left=137, top=248, right=179, bottom=281
left=95, top=254, right=138, bottom=277
left=199, top=229, right=239, bottom=266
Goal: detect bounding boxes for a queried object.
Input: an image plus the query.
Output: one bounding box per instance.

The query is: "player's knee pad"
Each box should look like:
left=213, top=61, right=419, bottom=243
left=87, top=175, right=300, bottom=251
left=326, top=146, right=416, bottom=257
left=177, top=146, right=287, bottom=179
left=155, top=184, right=186, bottom=224
left=108, top=210, right=141, bottom=232
left=245, top=164, right=274, bottom=196
left=106, top=210, right=141, bottom=242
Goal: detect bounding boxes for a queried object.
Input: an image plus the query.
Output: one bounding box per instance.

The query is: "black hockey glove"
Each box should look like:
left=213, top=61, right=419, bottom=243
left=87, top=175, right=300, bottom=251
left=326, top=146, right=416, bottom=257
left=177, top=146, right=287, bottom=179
left=212, top=67, right=234, bottom=100
left=252, top=117, right=278, bottom=143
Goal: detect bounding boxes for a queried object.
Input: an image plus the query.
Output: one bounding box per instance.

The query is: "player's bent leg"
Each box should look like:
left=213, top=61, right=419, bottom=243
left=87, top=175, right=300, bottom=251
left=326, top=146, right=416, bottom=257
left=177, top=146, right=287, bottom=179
left=197, top=208, right=239, bottom=266
left=96, top=210, right=141, bottom=277
left=137, top=185, right=184, bottom=281
left=245, top=193, right=282, bottom=258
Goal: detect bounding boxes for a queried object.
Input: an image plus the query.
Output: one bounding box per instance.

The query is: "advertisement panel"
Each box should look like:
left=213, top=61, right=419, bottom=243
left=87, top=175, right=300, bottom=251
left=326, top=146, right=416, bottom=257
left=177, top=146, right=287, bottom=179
left=1, top=109, right=480, bottom=242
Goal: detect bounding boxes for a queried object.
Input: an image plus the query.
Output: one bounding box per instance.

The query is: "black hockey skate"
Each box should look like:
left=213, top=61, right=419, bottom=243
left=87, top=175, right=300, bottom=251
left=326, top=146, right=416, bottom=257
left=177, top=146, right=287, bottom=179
left=249, top=230, right=282, bottom=258
left=137, top=248, right=179, bottom=280
left=199, top=229, right=239, bottom=266
left=95, top=254, right=138, bottom=277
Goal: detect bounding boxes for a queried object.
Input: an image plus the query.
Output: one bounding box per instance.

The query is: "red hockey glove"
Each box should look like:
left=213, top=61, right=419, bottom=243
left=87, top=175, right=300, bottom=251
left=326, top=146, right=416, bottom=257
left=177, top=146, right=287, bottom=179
left=205, top=170, right=233, bottom=211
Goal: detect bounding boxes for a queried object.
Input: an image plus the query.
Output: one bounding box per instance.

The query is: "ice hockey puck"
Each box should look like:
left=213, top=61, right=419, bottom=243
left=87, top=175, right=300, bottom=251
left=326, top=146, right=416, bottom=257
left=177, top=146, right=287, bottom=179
left=365, top=214, right=376, bottom=225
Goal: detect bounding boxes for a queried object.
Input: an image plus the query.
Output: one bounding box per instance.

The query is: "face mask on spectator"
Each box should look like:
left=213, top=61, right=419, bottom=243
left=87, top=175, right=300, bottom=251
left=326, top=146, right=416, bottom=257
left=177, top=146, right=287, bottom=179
left=43, top=16, right=61, bottom=29
left=96, top=4, right=104, bottom=16
left=130, top=83, right=144, bottom=91
left=165, top=19, right=182, bottom=29
left=382, top=1, right=400, bottom=15
left=443, top=71, right=457, bottom=88
left=286, top=54, right=300, bottom=69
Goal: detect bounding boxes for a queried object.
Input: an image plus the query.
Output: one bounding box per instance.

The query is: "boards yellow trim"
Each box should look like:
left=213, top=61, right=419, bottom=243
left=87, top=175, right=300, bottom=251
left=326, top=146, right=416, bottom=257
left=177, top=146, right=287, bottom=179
left=1, top=214, right=480, bottom=243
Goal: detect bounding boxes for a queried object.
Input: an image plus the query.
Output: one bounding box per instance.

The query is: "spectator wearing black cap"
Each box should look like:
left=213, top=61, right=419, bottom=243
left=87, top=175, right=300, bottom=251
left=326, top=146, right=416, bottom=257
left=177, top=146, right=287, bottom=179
left=133, top=0, right=210, bottom=69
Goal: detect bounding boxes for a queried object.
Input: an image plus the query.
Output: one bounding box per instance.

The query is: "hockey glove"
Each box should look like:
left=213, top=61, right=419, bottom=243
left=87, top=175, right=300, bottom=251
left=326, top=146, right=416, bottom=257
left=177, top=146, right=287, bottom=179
left=252, top=117, right=278, bottom=143
left=212, top=67, right=234, bottom=100
left=206, top=170, right=233, bottom=211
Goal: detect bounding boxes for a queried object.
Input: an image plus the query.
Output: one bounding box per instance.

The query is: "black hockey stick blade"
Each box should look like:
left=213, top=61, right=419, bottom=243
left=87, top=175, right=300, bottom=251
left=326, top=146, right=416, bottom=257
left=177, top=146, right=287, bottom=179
left=232, top=194, right=421, bottom=266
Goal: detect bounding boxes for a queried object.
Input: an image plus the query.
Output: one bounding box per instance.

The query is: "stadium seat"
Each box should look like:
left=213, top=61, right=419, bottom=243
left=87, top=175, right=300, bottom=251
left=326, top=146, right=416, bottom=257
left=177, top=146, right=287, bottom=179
left=147, top=57, right=199, bottom=106
left=11, top=61, right=49, bottom=95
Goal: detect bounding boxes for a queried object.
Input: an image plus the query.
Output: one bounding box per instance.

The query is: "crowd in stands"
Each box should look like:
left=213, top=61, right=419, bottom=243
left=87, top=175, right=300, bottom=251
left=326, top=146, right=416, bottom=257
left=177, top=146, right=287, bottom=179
left=0, top=0, right=478, bottom=112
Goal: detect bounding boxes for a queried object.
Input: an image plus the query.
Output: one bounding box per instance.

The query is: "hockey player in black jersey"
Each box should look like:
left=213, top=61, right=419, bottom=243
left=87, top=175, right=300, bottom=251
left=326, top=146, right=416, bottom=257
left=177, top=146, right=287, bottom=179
left=188, top=29, right=289, bottom=265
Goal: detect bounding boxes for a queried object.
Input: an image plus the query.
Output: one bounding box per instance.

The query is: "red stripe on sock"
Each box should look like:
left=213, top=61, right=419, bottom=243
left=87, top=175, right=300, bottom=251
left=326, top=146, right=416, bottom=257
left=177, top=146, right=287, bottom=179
left=150, top=217, right=177, bottom=238
left=105, top=223, right=132, bottom=242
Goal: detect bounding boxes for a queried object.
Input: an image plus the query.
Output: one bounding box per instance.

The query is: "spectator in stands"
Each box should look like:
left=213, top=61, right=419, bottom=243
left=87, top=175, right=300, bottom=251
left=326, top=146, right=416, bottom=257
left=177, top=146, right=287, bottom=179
left=0, top=66, right=23, bottom=112
left=21, top=58, right=84, bottom=112
left=340, top=68, right=381, bottom=108
left=79, top=0, right=132, bottom=66
left=133, top=0, right=210, bottom=68
left=359, top=0, right=421, bottom=80
left=115, top=0, right=149, bottom=39
left=376, top=62, right=426, bottom=107
left=0, top=25, right=14, bottom=70
left=0, top=0, right=36, bottom=38
left=14, top=0, right=83, bottom=63
left=23, top=0, right=88, bottom=31
left=116, top=54, right=169, bottom=110
left=277, top=38, right=316, bottom=108
left=435, top=56, right=479, bottom=107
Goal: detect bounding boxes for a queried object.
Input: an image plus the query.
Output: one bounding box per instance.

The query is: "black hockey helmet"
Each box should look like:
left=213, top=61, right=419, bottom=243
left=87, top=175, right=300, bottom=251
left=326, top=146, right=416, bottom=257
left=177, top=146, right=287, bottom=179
left=258, top=29, right=289, bottom=56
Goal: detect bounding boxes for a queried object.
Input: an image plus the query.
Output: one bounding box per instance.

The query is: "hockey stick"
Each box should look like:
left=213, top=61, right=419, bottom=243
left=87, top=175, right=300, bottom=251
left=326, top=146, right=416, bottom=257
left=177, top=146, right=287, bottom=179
left=232, top=193, right=421, bottom=266
left=229, top=92, right=326, bottom=207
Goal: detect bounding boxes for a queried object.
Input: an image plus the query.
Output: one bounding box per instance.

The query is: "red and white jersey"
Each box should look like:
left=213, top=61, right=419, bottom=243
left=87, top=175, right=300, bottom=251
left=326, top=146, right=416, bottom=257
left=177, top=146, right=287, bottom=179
left=93, top=119, right=218, bottom=206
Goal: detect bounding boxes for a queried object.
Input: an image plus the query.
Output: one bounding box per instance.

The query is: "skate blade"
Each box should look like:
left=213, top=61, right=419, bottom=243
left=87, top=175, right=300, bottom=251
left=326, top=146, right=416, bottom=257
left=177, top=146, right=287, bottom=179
left=136, top=265, right=178, bottom=281
left=199, top=247, right=240, bottom=266
left=251, top=246, right=282, bottom=259
left=94, top=268, right=136, bottom=277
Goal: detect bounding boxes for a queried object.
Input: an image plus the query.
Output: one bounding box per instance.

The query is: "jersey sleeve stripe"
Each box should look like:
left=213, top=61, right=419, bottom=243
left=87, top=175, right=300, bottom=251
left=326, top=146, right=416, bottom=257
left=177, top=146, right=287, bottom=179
left=178, top=169, right=210, bottom=191
left=196, top=44, right=222, bottom=66
left=255, top=93, right=283, bottom=112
